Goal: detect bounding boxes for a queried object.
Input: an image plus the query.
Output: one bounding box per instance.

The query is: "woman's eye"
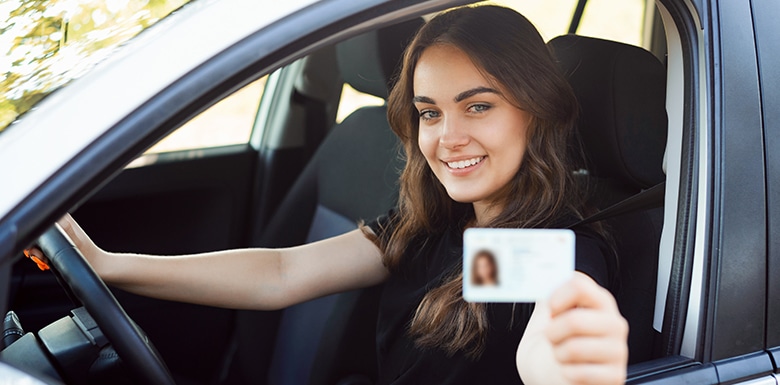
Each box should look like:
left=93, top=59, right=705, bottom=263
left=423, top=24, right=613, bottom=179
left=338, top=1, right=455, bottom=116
left=419, top=110, right=440, bottom=121
left=468, top=104, right=492, bottom=114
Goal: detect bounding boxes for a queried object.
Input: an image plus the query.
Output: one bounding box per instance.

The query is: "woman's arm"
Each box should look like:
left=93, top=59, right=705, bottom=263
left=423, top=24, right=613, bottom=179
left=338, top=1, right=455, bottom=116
left=31, top=214, right=389, bottom=310
left=516, top=272, right=628, bottom=385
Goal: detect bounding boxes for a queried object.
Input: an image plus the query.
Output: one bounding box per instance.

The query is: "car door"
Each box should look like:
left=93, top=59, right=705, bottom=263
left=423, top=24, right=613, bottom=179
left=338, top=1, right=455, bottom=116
left=754, top=0, right=780, bottom=379
left=13, top=0, right=779, bottom=383
left=627, top=0, right=777, bottom=383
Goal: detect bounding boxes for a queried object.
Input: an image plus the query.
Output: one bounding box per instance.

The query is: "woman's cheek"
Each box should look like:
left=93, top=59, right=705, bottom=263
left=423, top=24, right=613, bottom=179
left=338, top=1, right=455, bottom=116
left=417, top=127, right=439, bottom=164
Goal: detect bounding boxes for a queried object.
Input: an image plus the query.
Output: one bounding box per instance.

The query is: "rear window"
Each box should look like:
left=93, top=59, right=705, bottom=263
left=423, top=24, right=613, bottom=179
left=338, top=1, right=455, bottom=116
left=496, top=0, right=646, bottom=47
left=0, top=0, right=191, bottom=133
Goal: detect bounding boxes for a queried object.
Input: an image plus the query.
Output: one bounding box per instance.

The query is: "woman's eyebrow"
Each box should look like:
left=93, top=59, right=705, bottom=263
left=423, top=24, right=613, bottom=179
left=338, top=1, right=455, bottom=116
left=454, top=86, right=500, bottom=102
left=412, top=86, right=499, bottom=105
left=413, top=95, right=435, bottom=104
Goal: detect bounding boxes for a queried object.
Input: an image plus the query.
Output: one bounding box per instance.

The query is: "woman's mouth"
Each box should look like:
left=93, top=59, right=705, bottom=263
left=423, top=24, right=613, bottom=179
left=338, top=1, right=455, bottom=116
left=445, top=156, right=485, bottom=170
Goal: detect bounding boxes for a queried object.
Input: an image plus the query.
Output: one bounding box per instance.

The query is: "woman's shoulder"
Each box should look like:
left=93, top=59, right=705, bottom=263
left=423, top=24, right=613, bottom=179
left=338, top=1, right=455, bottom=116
left=572, top=227, right=615, bottom=290
left=545, top=212, right=615, bottom=289
left=365, top=208, right=399, bottom=241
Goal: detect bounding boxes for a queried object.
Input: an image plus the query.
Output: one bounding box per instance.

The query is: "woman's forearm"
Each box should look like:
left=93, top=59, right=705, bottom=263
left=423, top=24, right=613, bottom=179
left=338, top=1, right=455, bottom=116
left=96, top=248, right=289, bottom=310
left=52, top=213, right=388, bottom=310
left=50, top=215, right=388, bottom=311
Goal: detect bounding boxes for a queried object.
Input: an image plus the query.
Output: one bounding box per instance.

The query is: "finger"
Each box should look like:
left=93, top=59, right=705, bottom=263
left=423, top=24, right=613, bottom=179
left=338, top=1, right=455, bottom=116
left=56, top=213, right=96, bottom=252
left=552, top=336, right=628, bottom=364
left=560, top=363, right=627, bottom=385
left=546, top=308, right=628, bottom=344
left=548, top=272, right=617, bottom=317
left=56, top=213, right=78, bottom=239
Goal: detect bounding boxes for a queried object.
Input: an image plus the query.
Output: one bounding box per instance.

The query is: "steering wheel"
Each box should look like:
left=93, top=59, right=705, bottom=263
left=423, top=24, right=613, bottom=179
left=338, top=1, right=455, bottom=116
left=37, top=224, right=176, bottom=385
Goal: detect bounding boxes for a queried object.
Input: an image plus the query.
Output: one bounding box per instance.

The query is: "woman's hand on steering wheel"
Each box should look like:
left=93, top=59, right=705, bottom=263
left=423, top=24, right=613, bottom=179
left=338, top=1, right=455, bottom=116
left=26, top=214, right=107, bottom=276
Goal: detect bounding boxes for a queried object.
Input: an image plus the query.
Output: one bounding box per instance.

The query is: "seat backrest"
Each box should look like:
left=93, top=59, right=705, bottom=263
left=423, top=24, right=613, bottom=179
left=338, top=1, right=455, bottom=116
left=548, top=35, right=668, bottom=364
left=256, top=19, right=423, bottom=385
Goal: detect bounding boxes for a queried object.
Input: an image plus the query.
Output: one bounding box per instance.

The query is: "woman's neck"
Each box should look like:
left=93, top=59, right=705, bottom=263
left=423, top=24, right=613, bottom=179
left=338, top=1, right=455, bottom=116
left=472, top=201, right=502, bottom=226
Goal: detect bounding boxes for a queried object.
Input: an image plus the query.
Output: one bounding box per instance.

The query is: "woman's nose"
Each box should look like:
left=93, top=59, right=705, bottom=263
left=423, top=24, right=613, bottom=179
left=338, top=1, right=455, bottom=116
left=439, top=117, right=470, bottom=149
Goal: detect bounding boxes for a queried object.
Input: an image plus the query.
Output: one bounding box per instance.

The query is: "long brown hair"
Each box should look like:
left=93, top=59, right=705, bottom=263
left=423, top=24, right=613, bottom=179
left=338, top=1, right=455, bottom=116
left=368, top=5, right=584, bottom=358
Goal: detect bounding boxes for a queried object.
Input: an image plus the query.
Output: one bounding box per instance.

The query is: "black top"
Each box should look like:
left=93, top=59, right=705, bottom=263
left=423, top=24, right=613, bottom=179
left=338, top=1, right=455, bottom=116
left=367, top=213, right=612, bottom=385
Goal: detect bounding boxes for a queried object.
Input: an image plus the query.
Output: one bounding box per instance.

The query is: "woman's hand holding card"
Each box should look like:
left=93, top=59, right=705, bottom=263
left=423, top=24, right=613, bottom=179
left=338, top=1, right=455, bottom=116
left=516, top=273, right=628, bottom=385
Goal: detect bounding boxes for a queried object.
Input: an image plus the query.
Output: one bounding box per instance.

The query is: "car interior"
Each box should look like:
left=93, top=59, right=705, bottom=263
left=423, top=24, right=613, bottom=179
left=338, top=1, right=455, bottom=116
left=3, top=1, right=675, bottom=384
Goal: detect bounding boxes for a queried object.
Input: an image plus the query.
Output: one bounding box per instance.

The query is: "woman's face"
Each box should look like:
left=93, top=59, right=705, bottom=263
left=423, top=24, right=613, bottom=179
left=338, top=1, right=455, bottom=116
left=413, top=44, right=531, bottom=211
left=474, top=254, right=497, bottom=285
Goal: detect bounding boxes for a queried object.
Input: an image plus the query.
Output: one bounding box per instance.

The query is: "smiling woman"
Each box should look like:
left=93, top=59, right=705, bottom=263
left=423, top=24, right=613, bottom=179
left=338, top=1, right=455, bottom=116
left=0, top=0, right=189, bottom=132
left=374, top=10, right=611, bottom=375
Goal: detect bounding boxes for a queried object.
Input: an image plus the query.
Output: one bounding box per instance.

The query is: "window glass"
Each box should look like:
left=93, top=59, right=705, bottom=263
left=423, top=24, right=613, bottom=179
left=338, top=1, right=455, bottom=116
left=576, top=0, right=646, bottom=47
left=144, top=76, right=267, bottom=154
left=493, top=0, right=646, bottom=47
left=492, top=0, right=578, bottom=41
left=336, top=83, right=385, bottom=124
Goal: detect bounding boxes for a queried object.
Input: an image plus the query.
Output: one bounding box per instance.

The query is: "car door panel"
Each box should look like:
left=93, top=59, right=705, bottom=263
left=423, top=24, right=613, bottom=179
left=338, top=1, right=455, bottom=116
left=631, top=352, right=775, bottom=384
left=702, top=0, right=767, bottom=362
left=750, top=0, right=780, bottom=349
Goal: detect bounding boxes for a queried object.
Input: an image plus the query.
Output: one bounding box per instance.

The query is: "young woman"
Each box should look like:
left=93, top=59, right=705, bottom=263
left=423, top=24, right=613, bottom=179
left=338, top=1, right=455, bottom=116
left=33, top=5, right=628, bottom=384
left=471, top=250, right=499, bottom=286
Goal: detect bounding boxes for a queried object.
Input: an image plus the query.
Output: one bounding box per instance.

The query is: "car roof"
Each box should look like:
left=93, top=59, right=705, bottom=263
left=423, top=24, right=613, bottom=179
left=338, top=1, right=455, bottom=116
left=0, top=0, right=316, bottom=221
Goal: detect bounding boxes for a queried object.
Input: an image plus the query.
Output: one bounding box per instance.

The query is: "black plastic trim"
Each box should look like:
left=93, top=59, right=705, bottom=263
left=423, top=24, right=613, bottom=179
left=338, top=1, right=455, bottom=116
left=701, top=0, right=767, bottom=362
left=632, top=362, right=718, bottom=384
left=750, top=0, right=780, bottom=349
left=627, top=355, right=696, bottom=382
left=0, top=222, right=17, bottom=315
left=631, top=351, right=775, bottom=384
left=768, top=347, right=780, bottom=372
left=712, top=351, right=773, bottom=383
left=568, top=0, right=588, bottom=34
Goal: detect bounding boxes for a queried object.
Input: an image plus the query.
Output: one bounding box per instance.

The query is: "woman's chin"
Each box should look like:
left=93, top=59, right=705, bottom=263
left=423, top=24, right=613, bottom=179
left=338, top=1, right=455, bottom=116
left=445, top=190, right=479, bottom=204
left=444, top=186, right=496, bottom=206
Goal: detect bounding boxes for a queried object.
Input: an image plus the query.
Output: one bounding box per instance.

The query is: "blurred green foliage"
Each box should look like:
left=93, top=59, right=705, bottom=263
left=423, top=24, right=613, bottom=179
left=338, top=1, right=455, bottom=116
left=0, top=0, right=190, bottom=132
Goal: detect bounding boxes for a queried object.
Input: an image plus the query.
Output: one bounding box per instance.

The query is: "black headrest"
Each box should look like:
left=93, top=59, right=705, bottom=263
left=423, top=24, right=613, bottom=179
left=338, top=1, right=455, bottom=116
left=549, top=35, right=668, bottom=189
left=336, top=18, right=424, bottom=99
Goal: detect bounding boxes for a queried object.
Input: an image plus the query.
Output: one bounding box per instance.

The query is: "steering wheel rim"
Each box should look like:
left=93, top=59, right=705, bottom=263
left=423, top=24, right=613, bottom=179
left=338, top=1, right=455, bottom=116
left=37, top=224, right=176, bottom=385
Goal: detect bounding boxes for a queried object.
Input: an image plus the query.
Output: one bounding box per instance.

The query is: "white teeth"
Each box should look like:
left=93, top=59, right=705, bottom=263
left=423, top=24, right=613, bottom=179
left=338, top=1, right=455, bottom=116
left=447, top=156, right=484, bottom=169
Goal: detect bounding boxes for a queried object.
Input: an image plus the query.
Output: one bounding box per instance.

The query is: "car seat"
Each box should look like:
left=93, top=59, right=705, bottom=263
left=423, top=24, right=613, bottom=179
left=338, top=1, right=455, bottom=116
left=548, top=35, right=668, bottom=364
left=226, top=19, right=423, bottom=385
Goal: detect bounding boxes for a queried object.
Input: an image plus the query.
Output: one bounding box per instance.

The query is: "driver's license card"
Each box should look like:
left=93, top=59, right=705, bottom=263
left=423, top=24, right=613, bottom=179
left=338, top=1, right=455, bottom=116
left=462, top=228, right=575, bottom=303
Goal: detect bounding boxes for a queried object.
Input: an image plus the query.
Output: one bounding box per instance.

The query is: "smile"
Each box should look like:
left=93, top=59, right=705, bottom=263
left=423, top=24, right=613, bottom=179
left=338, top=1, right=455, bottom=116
left=445, top=156, right=485, bottom=170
